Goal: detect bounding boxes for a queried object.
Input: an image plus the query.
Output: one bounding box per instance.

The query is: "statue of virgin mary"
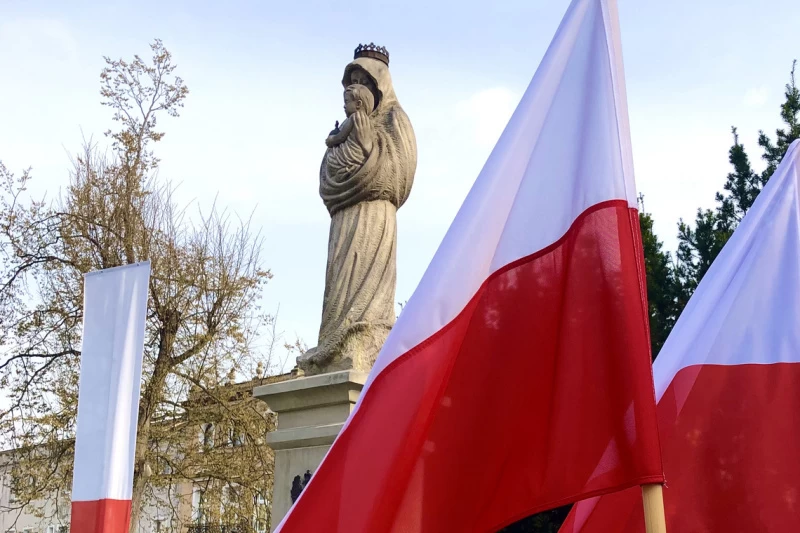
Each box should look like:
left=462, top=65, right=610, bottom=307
left=298, top=44, right=417, bottom=375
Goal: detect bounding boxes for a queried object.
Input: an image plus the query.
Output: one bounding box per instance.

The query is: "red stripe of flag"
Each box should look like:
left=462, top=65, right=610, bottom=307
left=560, top=142, right=800, bottom=532
left=279, top=201, right=662, bottom=533
left=278, top=0, right=665, bottom=530
left=71, top=499, right=132, bottom=533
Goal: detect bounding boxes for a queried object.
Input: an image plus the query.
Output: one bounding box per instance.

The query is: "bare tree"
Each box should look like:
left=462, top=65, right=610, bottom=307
left=0, top=40, right=291, bottom=532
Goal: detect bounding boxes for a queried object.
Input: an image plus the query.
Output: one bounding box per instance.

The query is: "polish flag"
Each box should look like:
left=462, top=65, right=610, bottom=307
left=277, top=0, right=664, bottom=531
left=560, top=139, right=800, bottom=532
left=71, top=262, right=151, bottom=533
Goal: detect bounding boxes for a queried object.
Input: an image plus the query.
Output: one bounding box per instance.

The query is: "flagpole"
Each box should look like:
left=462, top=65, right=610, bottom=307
left=641, top=484, right=667, bottom=533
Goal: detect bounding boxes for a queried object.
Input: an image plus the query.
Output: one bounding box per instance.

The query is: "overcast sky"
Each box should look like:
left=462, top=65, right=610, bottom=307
left=1, top=0, right=798, bottom=371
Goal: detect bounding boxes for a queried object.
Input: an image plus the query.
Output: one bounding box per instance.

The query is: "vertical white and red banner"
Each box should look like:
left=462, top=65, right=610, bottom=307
left=277, top=0, right=663, bottom=531
left=560, top=140, right=800, bottom=532
left=71, top=261, right=151, bottom=533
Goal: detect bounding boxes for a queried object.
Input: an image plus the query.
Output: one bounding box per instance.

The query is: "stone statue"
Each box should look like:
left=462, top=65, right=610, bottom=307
left=297, top=44, right=417, bottom=375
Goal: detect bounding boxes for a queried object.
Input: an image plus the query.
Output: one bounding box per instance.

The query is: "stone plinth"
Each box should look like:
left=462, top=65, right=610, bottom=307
left=253, top=370, right=367, bottom=530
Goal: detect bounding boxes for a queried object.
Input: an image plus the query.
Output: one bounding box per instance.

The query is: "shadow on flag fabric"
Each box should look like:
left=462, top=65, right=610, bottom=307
left=277, top=0, right=664, bottom=531
left=70, top=262, right=151, bottom=533
left=560, top=140, right=800, bottom=532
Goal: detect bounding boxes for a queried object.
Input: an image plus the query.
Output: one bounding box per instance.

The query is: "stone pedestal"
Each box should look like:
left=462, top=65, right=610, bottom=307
left=253, top=370, right=367, bottom=531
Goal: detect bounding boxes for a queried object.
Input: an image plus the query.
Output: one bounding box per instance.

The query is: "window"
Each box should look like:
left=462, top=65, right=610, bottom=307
left=199, top=423, right=214, bottom=449
left=221, top=483, right=243, bottom=520
left=160, top=458, right=173, bottom=475
left=192, top=486, right=207, bottom=524
left=253, top=493, right=268, bottom=533
left=3, top=477, right=15, bottom=504
left=228, top=423, right=245, bottom=447
left=153, top=517, right=167, bottom=532
left=229, top=485, right=240, bottom=505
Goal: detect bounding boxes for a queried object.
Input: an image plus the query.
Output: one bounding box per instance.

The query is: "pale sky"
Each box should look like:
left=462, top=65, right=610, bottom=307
left=1, top=0, right=798, bottom=371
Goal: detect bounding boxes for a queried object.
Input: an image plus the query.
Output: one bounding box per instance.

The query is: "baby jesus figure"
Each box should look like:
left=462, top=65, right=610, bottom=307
left=323, top=84, right=375, bottom=181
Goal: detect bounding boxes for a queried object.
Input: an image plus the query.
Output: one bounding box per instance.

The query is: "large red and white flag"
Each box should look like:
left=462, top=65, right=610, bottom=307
left=560, top=139, right=800, bottom=532
left=278, top=0, right=663, bottom=531
left=71, top=262, right=151, bottom=533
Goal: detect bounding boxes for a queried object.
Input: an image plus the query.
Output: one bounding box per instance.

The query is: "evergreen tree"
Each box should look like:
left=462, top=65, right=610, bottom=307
left=673, top=132, right=751, bottom=306
left=638, top=200, right=679, bottom=359
left=675, top=61, right=800, bottom=305
left=758, top=60, right=800, bottom=181
left=717, top=127, right=762, bottom=224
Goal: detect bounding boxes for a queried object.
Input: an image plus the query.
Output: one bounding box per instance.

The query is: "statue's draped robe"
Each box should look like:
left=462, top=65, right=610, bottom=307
left=304, top=57, right=417, bottom=371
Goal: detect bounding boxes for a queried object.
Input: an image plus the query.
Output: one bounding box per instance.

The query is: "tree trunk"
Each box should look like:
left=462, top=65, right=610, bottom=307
left=128, top=309, right=179, bottom=533
left=121, top=163, right=138, bottom=265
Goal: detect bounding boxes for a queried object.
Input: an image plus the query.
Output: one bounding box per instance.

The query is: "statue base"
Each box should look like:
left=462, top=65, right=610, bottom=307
left=253, top=370, right=368, bottom=531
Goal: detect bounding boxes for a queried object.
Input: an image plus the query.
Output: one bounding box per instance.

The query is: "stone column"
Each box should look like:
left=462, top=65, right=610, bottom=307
left=253, top=370, right=367, bottom=531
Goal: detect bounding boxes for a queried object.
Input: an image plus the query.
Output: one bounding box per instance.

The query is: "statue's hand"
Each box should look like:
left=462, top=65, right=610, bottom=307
left=352, top=111, right=374, bottom=154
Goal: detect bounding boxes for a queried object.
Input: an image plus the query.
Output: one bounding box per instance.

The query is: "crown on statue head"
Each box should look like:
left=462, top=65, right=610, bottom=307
left=354, top=43, right=390, bottom=66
